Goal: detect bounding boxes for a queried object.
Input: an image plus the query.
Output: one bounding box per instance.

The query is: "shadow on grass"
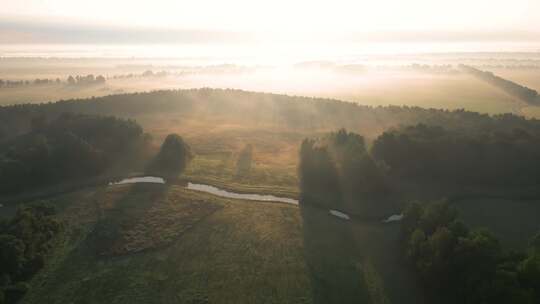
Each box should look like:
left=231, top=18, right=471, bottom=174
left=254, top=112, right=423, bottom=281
left=20, top=183, right=174, bottom=304
left=300, top=201, right=370, bottom=304
left=89, top=182, right=172, bottom=256
left=300, top=196, right=426, bottom=304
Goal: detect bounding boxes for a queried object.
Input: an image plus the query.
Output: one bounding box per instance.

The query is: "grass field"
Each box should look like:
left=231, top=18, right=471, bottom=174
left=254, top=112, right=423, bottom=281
left=5, top=166, right=537, bottom=304
left=486, top=68, right=540, bottom=92
left=10, top=182, right=429, bottom=304
left=318, top=72, right=522, bottom=116
left=134, top=114, right=304, bottom=197
left=0, top=68, right=528, bottom=118
left=21, top=184, right=313, bottom=304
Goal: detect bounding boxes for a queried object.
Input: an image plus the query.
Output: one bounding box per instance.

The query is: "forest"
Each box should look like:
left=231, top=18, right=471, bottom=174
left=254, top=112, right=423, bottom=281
left=0, top=203, right=62, bottom=304
left=299, top=119, right=540, bottom=216
left=372, top=123, right=540, bottom=188
left=0, top=113, right=146, bottom=194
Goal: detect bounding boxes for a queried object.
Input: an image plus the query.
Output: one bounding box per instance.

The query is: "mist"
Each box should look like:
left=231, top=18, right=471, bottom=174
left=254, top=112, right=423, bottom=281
left=2, top=1, right=540, bottom=304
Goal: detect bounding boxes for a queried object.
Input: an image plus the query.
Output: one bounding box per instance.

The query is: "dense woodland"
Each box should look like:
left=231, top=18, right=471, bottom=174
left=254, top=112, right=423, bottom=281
left=0, top=113, right=146, bottom=194
left=298, top=117, right=540, bottom=215
left=0, top=203, right=61, bottom=304
left=402, top=201, right=540, bottom=304
left=372, top=123, right=540, bottom=188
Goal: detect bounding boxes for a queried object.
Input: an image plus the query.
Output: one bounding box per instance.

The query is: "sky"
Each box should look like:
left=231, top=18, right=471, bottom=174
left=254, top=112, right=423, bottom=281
left=1, top=0, right=540, bottom=54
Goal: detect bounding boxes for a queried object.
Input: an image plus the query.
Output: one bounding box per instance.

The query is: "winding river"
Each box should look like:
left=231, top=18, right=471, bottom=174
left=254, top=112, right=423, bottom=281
left=110, top=176, right=402, bottom=223
left=186, top=182, right=299, bottom=205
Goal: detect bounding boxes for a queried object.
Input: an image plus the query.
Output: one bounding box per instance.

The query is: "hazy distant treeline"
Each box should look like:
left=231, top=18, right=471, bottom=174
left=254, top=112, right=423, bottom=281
left=0, top=74, right=106, bottom=89
left=111, top=70, right=168, bottom=79
left=0, top=78, right=62, bottom=88
left=66, top=74, right=106, bottom=86
left=461, top=65, right=539, bottom=105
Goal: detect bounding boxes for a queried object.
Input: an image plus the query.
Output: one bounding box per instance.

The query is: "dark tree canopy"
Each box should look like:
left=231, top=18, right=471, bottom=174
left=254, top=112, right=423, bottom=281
left=0, top=202, right=61, bottom=304
left=402, top=201, right=540, bottom=304
left=149, top=134, right=192, bottom=179
left=299, top=129, right=393, bottom=216
left=372, top=123, right=540, bottom=188
left=0, top=113, right=145, bottom=194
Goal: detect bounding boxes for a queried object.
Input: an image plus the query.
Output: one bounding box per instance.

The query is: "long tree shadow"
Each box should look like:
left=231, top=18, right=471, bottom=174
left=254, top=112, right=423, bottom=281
left=300, top=200, right=370, bottom=304
left=89, top=182, right=172, bottom=256
left=21, top=182, right=174, bottom=304
left=300, top=197, right=428, bottom=304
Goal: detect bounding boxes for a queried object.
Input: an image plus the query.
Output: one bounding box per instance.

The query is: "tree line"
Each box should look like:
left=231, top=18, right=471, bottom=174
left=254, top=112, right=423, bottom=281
left=3, top=88, right=540, bottom=144
left=299, top=122, right=540, bottom=216
left=371, top=123, right=540, bottom=188
left=0, top=113, right=145, bottom=194
left=0, top=75, right=106, bottom=89
left=461, top=65, right=539, bottom=105
left=0, top=79, right=61, bottom=88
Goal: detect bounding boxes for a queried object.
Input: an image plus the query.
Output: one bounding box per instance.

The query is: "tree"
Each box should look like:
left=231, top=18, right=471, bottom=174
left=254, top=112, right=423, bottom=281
left=148, top=134, right=192, bottom=180
left=298, top=138, right=342, bottom=207
left=96, top=75, right=106, bottom=83
left=236, top=144, right=253, bottom=177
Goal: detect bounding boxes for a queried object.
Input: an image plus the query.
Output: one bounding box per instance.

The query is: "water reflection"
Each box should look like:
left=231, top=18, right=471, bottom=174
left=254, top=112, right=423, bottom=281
left=109, top=176, right=165, bottom=185
left=186, top=182, right=298, bottom=205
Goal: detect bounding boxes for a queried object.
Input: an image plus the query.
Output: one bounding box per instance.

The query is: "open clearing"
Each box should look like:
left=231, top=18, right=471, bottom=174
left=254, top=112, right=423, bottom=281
left=21, top=184, right=313, bottom=304
left=14, top=182, right=427, bottom=304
